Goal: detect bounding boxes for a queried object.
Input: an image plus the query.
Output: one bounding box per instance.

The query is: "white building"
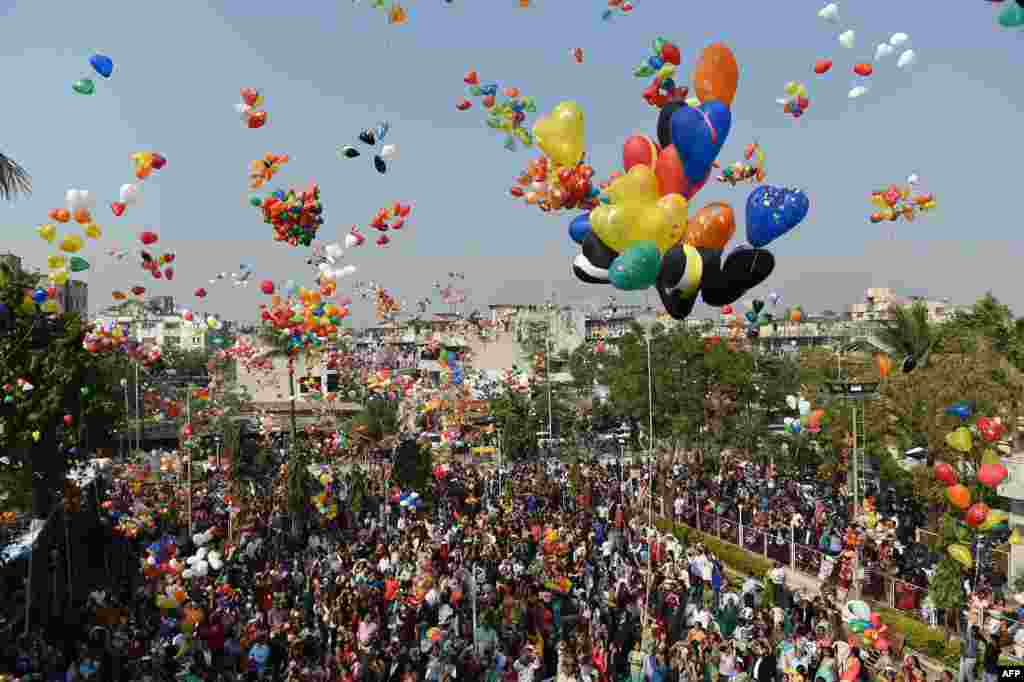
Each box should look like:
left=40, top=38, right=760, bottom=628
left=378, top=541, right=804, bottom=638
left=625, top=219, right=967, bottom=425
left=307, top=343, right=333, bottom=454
left=93, top=312, right=208, bottom=352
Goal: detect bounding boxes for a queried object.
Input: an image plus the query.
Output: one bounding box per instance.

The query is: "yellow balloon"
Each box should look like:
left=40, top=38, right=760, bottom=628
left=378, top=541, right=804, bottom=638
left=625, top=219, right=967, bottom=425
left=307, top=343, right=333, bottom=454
left=49, top=269, right=69, bottom=285
left=42, top=301, right=58, bottom=313
left=870, top=195, right=888, bottom=209
left=37, top=223, right=57, bottom=243
left=980, top=510, right=1009, bottom=532
left=946, top=427, right=973, bottom=453
left=532, top=100, right=586, bottom=168
left=84, top=223, right=103, bottom=240
left=947, top=543, right=973, bottom=569
left=1010, top=528, right=1023, bottom=546
left=47, top=255, right=66, bottom=270
left=58, top=234, right=84, bottom=254
left=784, top=81, right=799, bottom=96
left=590, top=165, right=688, bottom=253
left=656, top=64, right=678, bottom=81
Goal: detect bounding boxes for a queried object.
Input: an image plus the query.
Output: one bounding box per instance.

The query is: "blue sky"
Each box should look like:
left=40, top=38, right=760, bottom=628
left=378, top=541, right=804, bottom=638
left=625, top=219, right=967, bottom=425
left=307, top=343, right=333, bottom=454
left=1, top=0, right=1023, bottom=324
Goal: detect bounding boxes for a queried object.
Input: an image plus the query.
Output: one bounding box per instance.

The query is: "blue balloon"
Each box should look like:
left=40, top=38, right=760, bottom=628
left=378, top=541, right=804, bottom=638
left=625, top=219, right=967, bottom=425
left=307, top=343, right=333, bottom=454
left=745, top=311, right=757, bottom=323
left=89, top=54, right=114, bottom=78
left=31, top=288, right=48, bottom=304
left=670, top=101, right=732, bottom=186
left=745, top=185, right=809, bottom=248
left=569, top=213, right=592, bottom=245
left=945, top=402, right=973, bottom=419
left=648, top=55, right=664, bottom=70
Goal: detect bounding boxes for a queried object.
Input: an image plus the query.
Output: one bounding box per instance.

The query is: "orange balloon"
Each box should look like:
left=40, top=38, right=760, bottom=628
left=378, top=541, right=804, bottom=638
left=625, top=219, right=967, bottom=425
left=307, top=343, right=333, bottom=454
left=73, top=208, right=92, bottom=225
left=693, top=43, right=740, bottom=107
left=685, top=202, right=735, bottom=249
left=49, top=208, right=71, bottom=223
left=875, top=354, right=892, bottom=378
left=946, top=484, right=972, bottom=510
left=655, top=145, right=685, bottom=197
left=790, top=309, right=803, bottom=323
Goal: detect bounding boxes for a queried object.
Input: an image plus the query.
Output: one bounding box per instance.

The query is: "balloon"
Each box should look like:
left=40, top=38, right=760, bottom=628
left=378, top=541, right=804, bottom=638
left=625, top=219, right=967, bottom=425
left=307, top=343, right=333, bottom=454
left=978, top=462, right=1008, bottom=489
left=569, top=213, right=592, bottom=244
left=379, top=144, right=398, bottom=161
left=588, top=165, right=688, bottom=254
left=700, top=245, right=775, bottom=306
left=89, top=54, right=114, bottom=78
left=945, top=427, right=973, bottom=453
left=72, top=79, right=95, bottom=95
left=839, top=30, right=856, bottom=49
left=572, top=231, right=619, bottom=285
left=818, top=3, right=839, bottom=22
left=623, top=135, right=660, bottom=171
left=896, top=50, right=916, bottom=70
left=532, top=101, right=585, bottom=167
left=1012, top=529, right=1023, bottom=546
left=947, top=544, right=973, bottom=569
left=655, top=243, right=703, bottom=318
left=979, top=509, right=1009, bottom=532
left=655, top=145, right=709, bottom=200
left=656, top=101, right=685, bottom=149
left=609, top=241, right=661, bottom=291
left=37, top=224, right=56, bottom=243
left=58, top=234, right=84, bottom=253
left=745, top=185, right=810, bottom=248
left=977, top=416, right=1004, bottom=443
left=999, top=2, right=1024, bottom=27
left=139, top=231, right=159, bottom=246
left=875, top=354, right=892, bottom=378
left=31, top=288, right=48, bottom=304
left=692, top=43, right=740, bottom=107
left=853, top=63, right=873, bottom=77
left=933, top=462, right=958, bottom=486
left=670, top=102, right=732, bottom=187
left=120, top=183, right=142, bottom=205
left=945, top=402, right=973, bottom=419
left=946, top=484, right=971, bottom=510
left=814, top=59, right=833, bottom=75
left=84, top=223, right=102, bottom=240
left=69, top=256, right=90, bottom=272
left=686, top=202, right=736, bottom=250
left=966, top=503, right=991, bottom=528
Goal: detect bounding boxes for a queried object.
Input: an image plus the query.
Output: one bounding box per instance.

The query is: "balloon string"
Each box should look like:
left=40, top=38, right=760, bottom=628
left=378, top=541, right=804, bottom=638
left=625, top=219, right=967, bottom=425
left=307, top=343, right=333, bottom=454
left=750, top=251, right=759, bottom=273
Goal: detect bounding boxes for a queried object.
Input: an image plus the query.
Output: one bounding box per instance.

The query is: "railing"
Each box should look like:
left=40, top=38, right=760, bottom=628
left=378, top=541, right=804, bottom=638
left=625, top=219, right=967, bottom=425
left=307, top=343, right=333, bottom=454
left=657, top=501, right=1002, bottom=636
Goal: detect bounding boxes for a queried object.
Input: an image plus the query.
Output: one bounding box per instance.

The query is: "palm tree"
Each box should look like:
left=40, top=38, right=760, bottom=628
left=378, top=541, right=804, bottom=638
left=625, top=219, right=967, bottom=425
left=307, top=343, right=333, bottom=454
left=876, top=302, right=938, bottom=372
left=0, top=153, right=31, bottom=201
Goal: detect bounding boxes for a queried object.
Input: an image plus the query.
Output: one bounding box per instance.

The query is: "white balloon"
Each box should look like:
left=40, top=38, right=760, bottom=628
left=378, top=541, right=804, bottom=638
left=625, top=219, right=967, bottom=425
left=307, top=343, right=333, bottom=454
left=848, top=85, right=869, bottom=99
left=344, top=234, right=359, bottom=249
left=897, top=49, right=916, bottom=69
left=818, top=2, right=839, bottom=22
left=379, top=144, right=398, bottom=161
left=65, top=189, right=93, bottom=211
left=324, top=243, right=344, bottom=262
left=119, top=183, right=142, bottom=206
left=235, top=102, right=252, bottom=121
left=889, top=32, right=909, bottom=48
left=838, top=30, right=855, bottom=49
left=907, top=173, right=920, bottom=185
left=339, top=265, right=357, bottom=278
left=317, top=263, right=332, bottom=277
left=874, top=43, right=894, bottom=61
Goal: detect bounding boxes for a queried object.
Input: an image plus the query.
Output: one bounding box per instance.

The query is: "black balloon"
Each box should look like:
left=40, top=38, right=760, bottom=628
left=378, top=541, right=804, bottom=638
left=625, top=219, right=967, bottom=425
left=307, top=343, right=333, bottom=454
left=697, top=248, right=734, bottom=306
left=656, top=101, right=685, bottom=150
left=654, top=243, right=699, bottom=321
left=573, top=232, right=619, bottom=284
left=373, top=155, right=387, bottom=174
left=655, top=283, right=698, bottom=321
left=701, top=247, right=776, bottom=307
left=359, top=130, right=377, bottom=146
left=901, top=355, right=917, bottom=373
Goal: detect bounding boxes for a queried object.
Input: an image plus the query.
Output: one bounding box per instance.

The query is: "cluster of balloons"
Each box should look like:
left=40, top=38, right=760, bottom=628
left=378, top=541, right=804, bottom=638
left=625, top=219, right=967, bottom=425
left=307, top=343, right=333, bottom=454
left=110, top=285, right=148, bottom=301
left=818, top=6, right=916, bottom=98
left=37, top=189, right=106, bottom=290
left=438, top=348, right=465, bottom=386
left=601, top=0, right=634, bottom=22
left=511, top=148, right=600, bottom=213
left=259, top=287, right=350, bottom=353
left=716, top=142, right=765, bottom=186
left=71, top=53, right=114, bottom=96
left=308, top=242, right=358, bottom=283
left=248, top=153, right=289, bottom=190
left=843, top=601, right=894, bottom=652
left=138, top=231, right=177, bottom=281
left=375, top=288, right=401, bottom=320
left=251, top=183, right=325, bottom=247
left=868, top=175, right=936, bottom=224
left=457, top=72, right=537, bottom=151
left=338, top=121, right=397, bottom=175
left=363, top=0, right=408, bottom=25
left=1, top=378, right=35, bottom=410
left=632, top=37, right=686, bottom=109
left=235, top=87, right=268, bottom=129
left=368, top=202, right=413, bottom=246
left=777, top=81, right=810, bottom=118
left=112, top=152, right=164, bottom=218
left=783, top=394, right=825, bottom=434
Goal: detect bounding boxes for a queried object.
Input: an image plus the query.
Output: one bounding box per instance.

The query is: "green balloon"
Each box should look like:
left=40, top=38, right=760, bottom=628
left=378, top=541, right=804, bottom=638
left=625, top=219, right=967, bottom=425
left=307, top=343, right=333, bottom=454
left=249, top=195, right=263, bottom=207
left=752, top=299, right=764, bottom=314
left=69, top=256, right=90, bottom=273
left=653, top=38, right=667, bottom=55
left=999, top=4, right=1024, bottom=27
left=80, top=386, right=91, bottom=397
left=72, top=78, right=95, bottom=95
left=609, top=241, right=661, bottom=292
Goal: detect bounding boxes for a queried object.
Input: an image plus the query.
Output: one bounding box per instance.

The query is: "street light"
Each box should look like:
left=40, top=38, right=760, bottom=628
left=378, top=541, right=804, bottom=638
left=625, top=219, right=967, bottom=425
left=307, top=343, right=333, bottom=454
left=635, top=314, right=658, bottom=632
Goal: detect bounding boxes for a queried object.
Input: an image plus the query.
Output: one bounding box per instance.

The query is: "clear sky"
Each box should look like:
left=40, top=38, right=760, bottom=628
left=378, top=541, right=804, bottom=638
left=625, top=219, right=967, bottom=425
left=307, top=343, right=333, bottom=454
left=1, top=0, right=1022, bottom=325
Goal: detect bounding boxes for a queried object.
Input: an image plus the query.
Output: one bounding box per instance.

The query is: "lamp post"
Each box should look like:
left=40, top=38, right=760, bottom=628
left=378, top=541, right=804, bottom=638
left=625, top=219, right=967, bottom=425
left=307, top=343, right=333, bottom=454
left=635, top=314, right=657, bottom=632
left=544, top=298, right=556, bottom=443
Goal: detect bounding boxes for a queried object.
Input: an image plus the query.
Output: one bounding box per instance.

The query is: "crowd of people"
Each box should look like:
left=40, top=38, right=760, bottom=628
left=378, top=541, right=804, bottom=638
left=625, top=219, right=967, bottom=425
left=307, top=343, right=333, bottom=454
left=0, top=446, right=1015, bottom=682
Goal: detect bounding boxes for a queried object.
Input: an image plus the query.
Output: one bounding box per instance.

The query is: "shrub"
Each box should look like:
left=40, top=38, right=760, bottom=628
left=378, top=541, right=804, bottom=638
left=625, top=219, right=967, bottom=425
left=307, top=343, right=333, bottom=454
left=876, top=607, right=959, bottom=667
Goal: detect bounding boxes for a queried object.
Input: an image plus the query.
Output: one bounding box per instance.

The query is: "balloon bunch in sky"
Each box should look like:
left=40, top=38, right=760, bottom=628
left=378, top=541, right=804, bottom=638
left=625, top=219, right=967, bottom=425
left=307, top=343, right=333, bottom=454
left=601, top=0, right=635, bottom=22
left=456, top=71, right=537, bottom=151
left=111, top=152, right=166, bottom=217
left=553, top=42, right=809, bottom=321
left=817, top=4, right=916, bottom=100
left=359, top=0, right=408, bottom=26
left=137, top=230, right=177, bottom=282
left=36, top=190, right=107, bottom=296
left=259, top=284, right=350, bottom=352
left=510, top=127, right=601, bottom=214
left=868, top=174, right=937, bottom=225
left=248, top=153, right=289, bottom=190
left=367, top=202, right=413, bottom=246
left=777, top=82, right=810, bottom=118
left=632, top=37, right=687, bottom=108
left=251, top=184, right=325, bottom=247
left=338, top=121, right=398, bottom=174
left=71, top=53, right=113, bottom=96
left=235, top=88, right=268, bottom=129
left=716, top=143, right=765, bottom=186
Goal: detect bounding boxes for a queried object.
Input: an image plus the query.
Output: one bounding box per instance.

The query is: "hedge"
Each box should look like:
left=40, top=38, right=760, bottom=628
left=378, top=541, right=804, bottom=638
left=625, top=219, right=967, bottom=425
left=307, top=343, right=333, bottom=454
left=655, top=518, right=775, bottom=579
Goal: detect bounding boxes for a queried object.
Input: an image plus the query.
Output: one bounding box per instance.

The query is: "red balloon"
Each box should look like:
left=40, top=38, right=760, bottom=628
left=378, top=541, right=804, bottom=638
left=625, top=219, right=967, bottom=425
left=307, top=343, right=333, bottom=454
left=933, top=461, right=958, bottom=486
left=63, top=414, right=73, bottom=426
left=661, top=42, right=682, bottom=66
left=194, top=288, right=207, bottom=298
left=623, top=135, right=660, bottom=171
left=978, top=462, right=1008, bottom=489
left=260, top=280, right=275, bottom=295
left=722, top=305, right=733, bottom=315
left=966, top=502, right=991, bottom=528
left=853, top=63, right=873, bottom=77
left=139, top=230, right=159, bottom=245
left=814, top=59, right=833, bottom=75
left=977, top=416, right=1004, bottom=443
left=656, top=145, right=711, bottom=200
left=164, top=267, right=174, bottom=281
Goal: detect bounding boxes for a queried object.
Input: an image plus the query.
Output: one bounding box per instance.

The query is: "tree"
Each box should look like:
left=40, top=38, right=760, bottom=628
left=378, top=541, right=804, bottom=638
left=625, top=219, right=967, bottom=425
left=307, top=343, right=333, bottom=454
left=0, top=263, right=129, bottom=517
left=0, top=152, right=31, bottom=201
left=877, top=302, right=939, bottom=369
left=392, top=438, right=434, bottom=503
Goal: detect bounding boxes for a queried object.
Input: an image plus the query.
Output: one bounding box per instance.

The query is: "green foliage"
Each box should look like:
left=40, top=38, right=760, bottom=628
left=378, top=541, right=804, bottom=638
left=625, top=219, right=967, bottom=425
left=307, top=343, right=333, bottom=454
left=929, top=556, right=967, bottom=612
left=349, top=399, right=398, bottom=442
left=655, top=518, right=774, bottom=579
left=874, top=607, right=961, bottom=667
left=392, top=438, right=433, bottom=504
left=877, top=302, right=939, bottom=369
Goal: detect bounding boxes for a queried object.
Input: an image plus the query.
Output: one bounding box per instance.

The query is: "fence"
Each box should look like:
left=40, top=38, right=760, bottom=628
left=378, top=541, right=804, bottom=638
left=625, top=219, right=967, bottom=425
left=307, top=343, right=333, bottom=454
left=658, top=502, right=981, bottom=631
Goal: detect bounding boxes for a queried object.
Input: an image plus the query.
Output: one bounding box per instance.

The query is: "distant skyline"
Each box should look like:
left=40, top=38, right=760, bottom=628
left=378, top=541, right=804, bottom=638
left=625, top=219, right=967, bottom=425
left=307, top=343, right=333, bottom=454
left=2, top=0, right=1022, bottom=325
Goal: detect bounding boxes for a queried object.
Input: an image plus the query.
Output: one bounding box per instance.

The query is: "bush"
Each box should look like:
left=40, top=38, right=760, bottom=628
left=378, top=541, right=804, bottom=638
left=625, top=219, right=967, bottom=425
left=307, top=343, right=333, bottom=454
left=656, top=519, right=773, bottom=578
left=875, top=607, right=959, bottom=667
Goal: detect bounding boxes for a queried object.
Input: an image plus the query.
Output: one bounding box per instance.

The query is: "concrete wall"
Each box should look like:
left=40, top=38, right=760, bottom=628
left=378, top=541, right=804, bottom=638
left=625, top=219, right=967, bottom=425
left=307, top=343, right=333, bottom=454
left=235, top=353, right=330, bottom=403
left=466, top=330, right=524, bottom=372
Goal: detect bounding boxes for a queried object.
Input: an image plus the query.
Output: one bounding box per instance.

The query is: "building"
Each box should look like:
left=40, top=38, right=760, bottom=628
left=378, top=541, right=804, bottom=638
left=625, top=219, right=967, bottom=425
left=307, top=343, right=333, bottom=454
left=93, top=310, right=207, bottom=352
left=0, top=252, right=88, bottom=316
left=847, top=287, right=967, bottom=324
